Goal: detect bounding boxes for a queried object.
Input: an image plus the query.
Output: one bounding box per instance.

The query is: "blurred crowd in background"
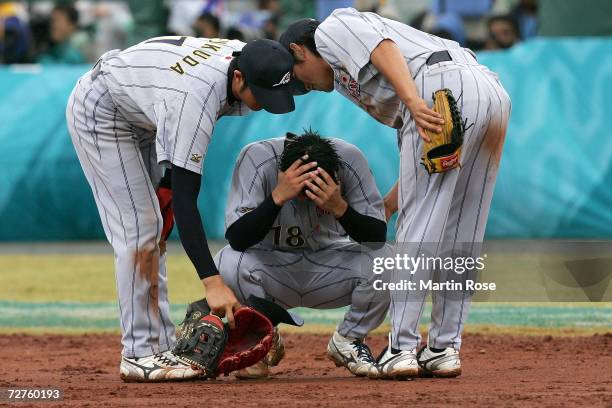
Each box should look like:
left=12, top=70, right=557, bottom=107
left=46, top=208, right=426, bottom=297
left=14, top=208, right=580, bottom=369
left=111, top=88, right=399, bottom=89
left=0, top=0, right=609, bottom=65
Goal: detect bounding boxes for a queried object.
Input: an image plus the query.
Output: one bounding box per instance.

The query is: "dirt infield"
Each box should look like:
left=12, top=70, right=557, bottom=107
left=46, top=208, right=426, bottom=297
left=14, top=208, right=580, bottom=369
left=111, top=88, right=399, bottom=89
left=0, top=332, right=610, bottom=407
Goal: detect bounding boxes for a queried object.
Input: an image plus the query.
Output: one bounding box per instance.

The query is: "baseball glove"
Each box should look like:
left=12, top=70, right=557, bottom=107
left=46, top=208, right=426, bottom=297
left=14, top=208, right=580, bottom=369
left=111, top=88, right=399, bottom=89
left=421, top=89, right=472, bottom=174
left=173, top=299, right=275, bottom=378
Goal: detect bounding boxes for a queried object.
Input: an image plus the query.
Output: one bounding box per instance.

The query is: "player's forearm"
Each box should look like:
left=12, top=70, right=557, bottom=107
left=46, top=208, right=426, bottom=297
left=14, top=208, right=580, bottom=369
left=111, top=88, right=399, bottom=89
left=225, top=195, right=282, bottom=251
left=383, top=182, right=399, bottom=220
left=338, top=205, right=387, bottom=245
left=370, top=39, right=420, bottom=105
left=172, top=165, right=219, bottom=279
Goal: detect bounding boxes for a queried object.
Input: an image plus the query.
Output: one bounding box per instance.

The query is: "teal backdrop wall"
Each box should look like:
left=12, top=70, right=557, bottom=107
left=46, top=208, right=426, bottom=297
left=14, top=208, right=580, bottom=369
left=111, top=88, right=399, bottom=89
left=0, top=38, right=611, bottom=241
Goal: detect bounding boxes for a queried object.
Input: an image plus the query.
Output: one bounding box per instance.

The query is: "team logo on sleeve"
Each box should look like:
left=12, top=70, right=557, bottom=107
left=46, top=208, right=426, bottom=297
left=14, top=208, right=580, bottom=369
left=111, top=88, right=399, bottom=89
left=190, top=153, right=203, bottom=163
left=337, top=70, right=360, bottom=99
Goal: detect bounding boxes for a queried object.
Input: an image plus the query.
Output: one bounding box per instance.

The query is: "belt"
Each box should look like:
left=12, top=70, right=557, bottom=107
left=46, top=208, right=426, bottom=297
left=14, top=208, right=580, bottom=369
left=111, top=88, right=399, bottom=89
left=426, top=50, right=452, bottom=65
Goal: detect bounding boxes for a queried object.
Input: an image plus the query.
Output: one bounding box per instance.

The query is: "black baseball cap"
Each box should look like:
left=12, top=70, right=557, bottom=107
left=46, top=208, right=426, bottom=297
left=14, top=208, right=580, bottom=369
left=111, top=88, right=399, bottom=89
left=237, top=39, right=295, bottom=114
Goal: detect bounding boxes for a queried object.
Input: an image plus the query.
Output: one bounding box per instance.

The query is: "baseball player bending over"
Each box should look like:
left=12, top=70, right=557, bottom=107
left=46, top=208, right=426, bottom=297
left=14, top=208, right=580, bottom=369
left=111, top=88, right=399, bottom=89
left=280, top=8, right=511, bottom=378
left=215, top=131, right=390, bottom=379
left=66, top=36, right=297, bottom=382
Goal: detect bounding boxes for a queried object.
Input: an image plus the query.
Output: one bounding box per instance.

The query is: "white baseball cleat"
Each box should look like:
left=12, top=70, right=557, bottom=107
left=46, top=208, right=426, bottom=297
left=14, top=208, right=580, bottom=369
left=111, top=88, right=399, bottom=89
left=235, top=328, right=284, bottom=380
left=327, top=331, right=379, bottom=378
left=416, top=346, right=462, bottom=377
left=376, top=333, right=418, bottom=379
left=264, top=327, right=285, bottom=367
left=119, top=350, right=202, bottom=382
left=234, top=360, right=270, bottom=380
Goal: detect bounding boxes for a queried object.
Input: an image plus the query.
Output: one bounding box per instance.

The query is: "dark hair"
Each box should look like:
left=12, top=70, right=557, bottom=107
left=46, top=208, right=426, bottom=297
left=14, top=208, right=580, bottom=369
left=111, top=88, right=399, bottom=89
left=226, top=26, right=245, bottom=42
left=198, top=12, right=220, bottom=33
left=228, top=54, right=248, bottom=91
left=53, top=5, right=79, bottom=26
left=487, top=15, right=521, bottom=39
left=289, top=22, right=321, bottom=58
left=279, top=129, right=341, bottom=181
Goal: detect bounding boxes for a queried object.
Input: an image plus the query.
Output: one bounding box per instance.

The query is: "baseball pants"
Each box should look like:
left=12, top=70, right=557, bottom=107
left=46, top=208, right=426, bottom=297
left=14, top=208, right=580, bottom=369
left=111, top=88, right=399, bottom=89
left=215, top=243, right=391, bottom=339
left=391, top=52, right=511, bottom=351
left=66, top=63, right=175, bottom=358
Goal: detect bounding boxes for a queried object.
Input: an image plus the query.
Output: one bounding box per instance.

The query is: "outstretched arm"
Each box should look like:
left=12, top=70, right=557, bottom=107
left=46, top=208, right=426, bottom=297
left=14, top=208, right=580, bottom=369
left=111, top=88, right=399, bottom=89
left=370, top=39, right=444, bottom=142
left=383, top=182, right=399, bottom=221
left=172, top=165, right=240, bottom=327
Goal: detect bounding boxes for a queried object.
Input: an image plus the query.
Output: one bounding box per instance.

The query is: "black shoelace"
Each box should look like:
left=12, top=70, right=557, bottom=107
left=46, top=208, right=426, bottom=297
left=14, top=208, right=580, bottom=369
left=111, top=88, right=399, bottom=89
left=352, top=341, right=376, bottom=364
left=154, top=353, right=178, bottom=366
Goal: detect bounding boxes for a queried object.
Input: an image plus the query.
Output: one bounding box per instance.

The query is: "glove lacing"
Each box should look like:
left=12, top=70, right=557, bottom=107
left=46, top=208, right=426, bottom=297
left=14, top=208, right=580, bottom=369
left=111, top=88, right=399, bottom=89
left=447, top=89, right=474, bottom=139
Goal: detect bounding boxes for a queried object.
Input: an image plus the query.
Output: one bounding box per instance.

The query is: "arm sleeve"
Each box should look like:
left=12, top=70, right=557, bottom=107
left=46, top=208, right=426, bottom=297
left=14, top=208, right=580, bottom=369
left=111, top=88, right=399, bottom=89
left=337, top=141, right=386, bottom=222
left=315, top=7, right=391, bottom=79
left=225, top=195, right=282, bottom=251
left=334, top=140, right=387, bottom=244
left=171, top=165, right=219, bottom=279
left=337, top=204, right=386, bottom=244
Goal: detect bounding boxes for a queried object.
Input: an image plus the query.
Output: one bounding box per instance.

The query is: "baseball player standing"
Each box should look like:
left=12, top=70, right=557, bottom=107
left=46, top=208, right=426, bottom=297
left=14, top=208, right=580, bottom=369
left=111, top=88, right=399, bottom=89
left=280, top=8, right=511, bottom=378
left=66, top=36, right=297, bottom=382
left=215, top=131, right=390, bottom=379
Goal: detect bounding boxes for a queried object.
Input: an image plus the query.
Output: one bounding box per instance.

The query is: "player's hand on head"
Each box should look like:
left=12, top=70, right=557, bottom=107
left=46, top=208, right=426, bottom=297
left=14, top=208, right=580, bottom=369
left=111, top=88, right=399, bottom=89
left=272, top=154, right=318, bottom=206
left=406, top=96, right=444, bottom=142
left=201, top=275, right=241, bottom=329
left=304, top=168, right=348, bottom=218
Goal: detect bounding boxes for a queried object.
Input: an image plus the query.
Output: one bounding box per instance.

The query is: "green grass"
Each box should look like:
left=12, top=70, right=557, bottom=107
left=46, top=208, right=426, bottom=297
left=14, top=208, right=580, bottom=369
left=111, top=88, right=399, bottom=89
left=0, top=254, right=202, bottom=303
left=0, top=249, right=610, bottom=335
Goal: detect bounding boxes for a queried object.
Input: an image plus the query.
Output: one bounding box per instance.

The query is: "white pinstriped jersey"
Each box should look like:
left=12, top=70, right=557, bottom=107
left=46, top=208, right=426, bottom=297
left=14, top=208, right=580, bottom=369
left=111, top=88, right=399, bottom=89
left=315, top=7, right=475, bottom=129
left=99, top=36, right=250, bottom=174
left=225, top=137, right=385, bottom=251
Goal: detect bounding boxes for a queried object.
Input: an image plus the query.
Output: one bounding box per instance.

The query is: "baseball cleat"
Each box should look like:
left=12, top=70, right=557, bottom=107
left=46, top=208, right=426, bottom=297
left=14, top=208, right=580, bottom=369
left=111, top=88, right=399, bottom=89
left=235, top=328, right=285, bottom=380
left=376, top=333, right=418, bottom=379
left=327, top=331, right=379, bottom=378
left=234, top=360, right=270, bottom=380
left=119, top=350, right=202, bottom=382
left=416, top=346, right=462, bottom=377
left=264, top=327, right=285, bottom=367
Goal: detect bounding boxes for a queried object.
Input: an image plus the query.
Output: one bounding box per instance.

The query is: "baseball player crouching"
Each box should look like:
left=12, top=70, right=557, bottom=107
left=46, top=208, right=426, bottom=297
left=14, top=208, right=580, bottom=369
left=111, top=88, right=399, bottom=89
left=215, top=131, right=391, bottom=379
left=66, top=37, right=297, bottom=382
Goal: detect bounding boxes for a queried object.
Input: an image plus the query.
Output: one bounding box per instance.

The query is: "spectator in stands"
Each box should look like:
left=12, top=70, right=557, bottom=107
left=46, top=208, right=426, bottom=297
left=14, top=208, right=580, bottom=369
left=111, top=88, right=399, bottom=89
left=261, top=0, right=280, bottom=39
left=226, top=26, right=245, bottom=41
left=510, top=0, right=538, bottom=39
left=0, top=2, right=31, bottom=64
left=484, top=14, right=521, bottom=50
left=194, top=11, right=220, bottom=38
left=419, top=12, right=467, bottom=46
left=38, top=5, right=90, bottom=64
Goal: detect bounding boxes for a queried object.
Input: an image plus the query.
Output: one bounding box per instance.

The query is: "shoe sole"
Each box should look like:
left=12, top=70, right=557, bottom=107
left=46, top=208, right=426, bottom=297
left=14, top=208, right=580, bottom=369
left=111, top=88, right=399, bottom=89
left=234, top=373, right=270, bottom=380
left=378, top=368, right=419, bottom=380
left=379, top=375, right=415, bottom=381
left=120, top=373, right=205, bottom=383
left=326, top=349, right=370, bottom=378
left=418, top=367, right=462, bottom=378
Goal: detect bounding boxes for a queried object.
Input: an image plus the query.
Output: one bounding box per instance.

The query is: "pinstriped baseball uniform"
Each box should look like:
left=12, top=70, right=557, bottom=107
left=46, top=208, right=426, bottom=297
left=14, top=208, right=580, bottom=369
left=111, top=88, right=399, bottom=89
left=66, top=36, right=250, bottom=358
left=314, top=8, right=511, bottom=350
left=214, top=137, right=391, bottom=339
